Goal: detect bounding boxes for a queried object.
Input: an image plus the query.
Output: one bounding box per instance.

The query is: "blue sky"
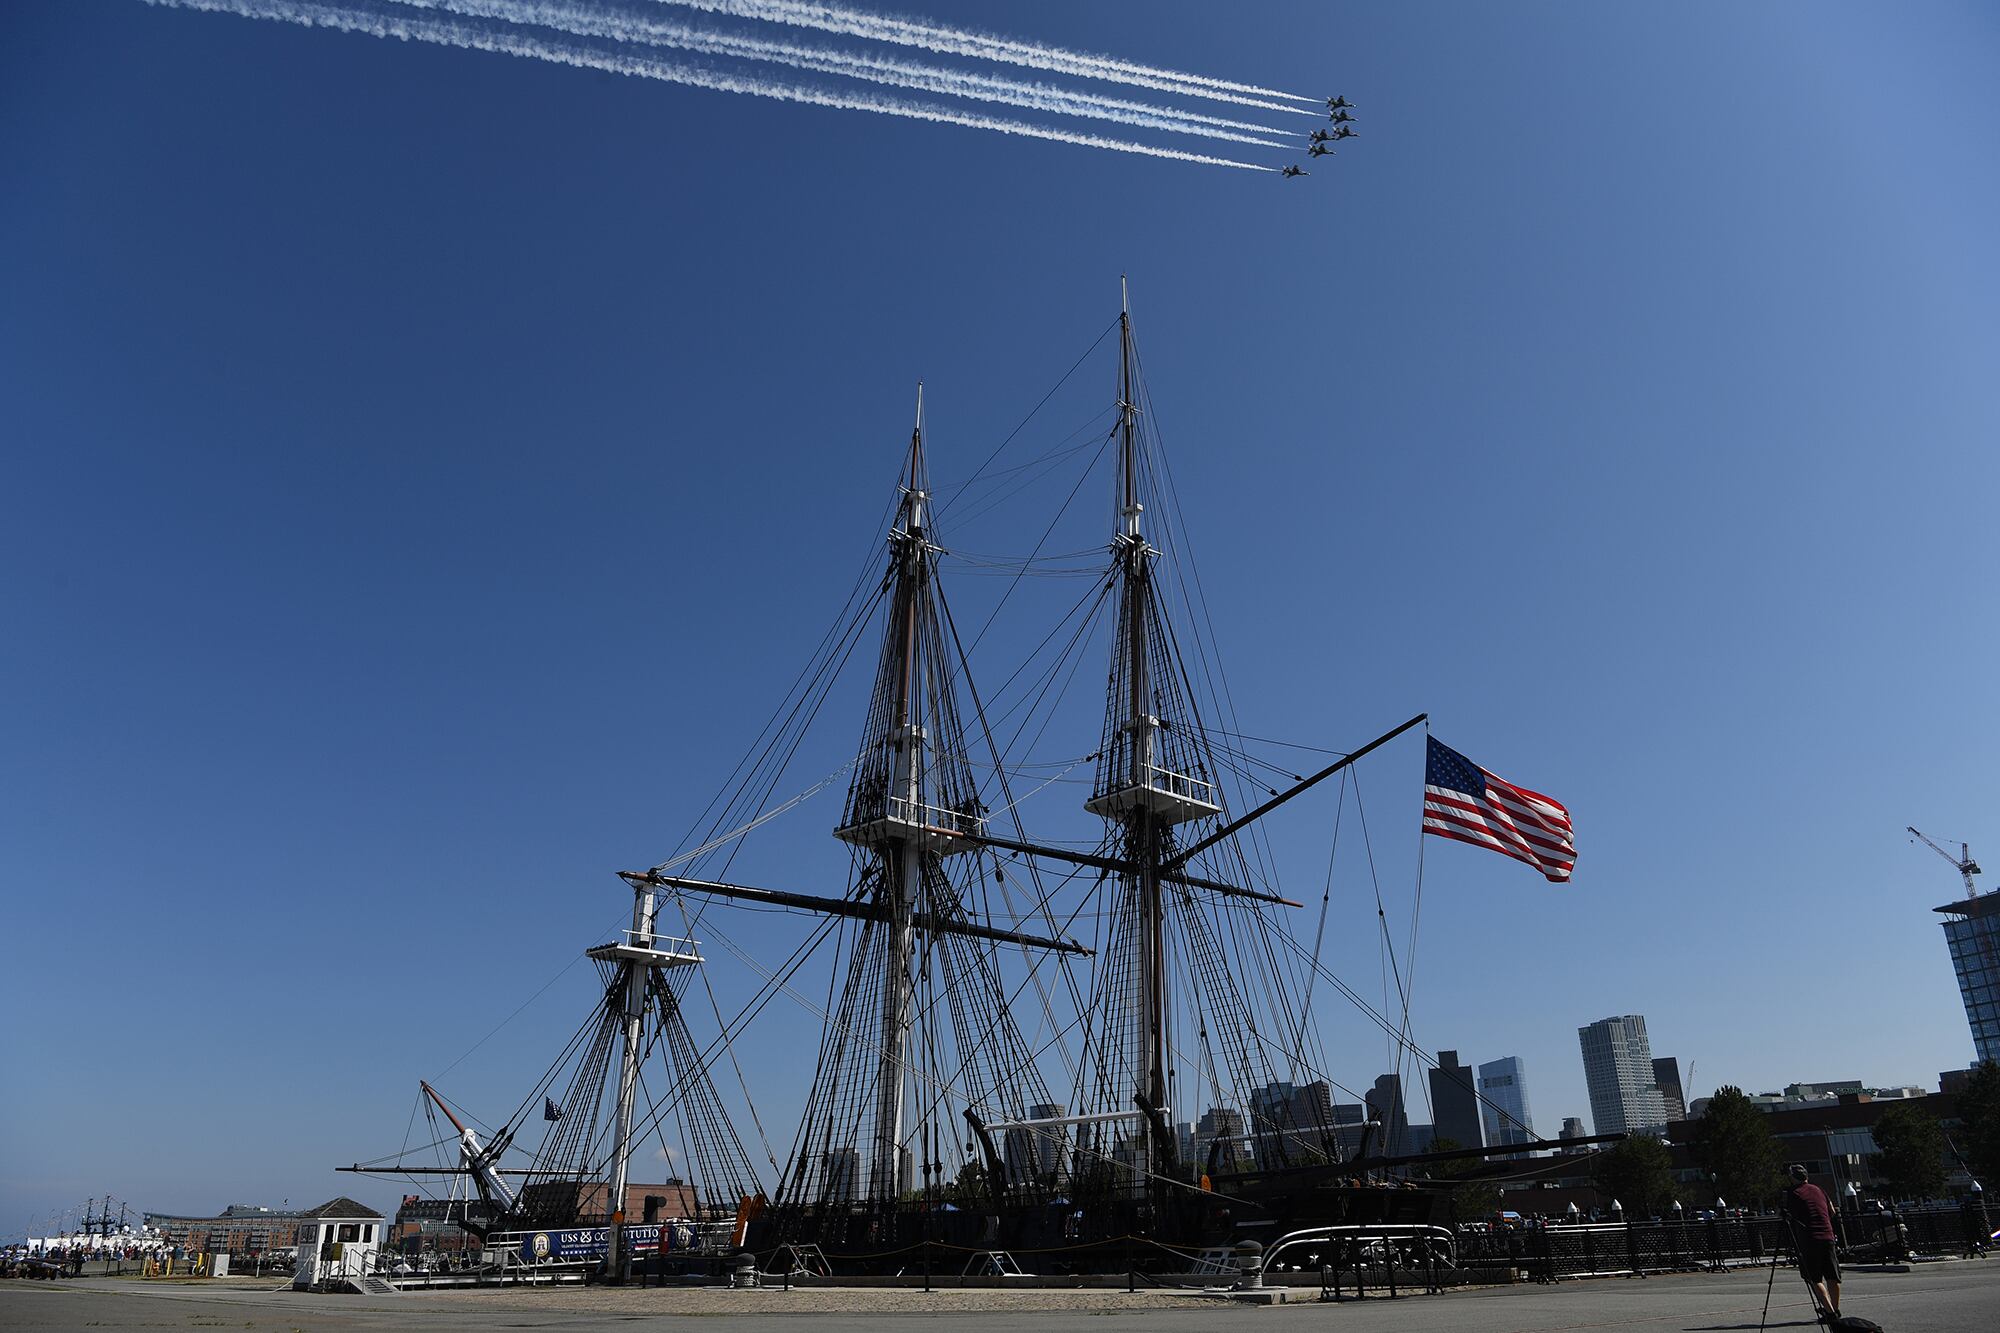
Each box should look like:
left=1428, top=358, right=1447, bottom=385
left=4, top=0, right=1997, bottom=1234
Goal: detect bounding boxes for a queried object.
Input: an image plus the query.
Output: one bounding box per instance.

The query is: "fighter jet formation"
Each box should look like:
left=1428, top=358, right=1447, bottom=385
left=1287, top=94, right=1357, bottom=179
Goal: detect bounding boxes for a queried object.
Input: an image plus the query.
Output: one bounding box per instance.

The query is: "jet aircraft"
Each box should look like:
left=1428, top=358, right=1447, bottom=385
left=1330, top=109, right=1355, bottom=124
left=1282, top=165, right=1307, bottom=178
left=1327, top=95, right=1353, bottom=111
left=1309, top=128, right=1333, bottom=145
left=1308, top=143, right=1333, bottom=157
left=1333, top=125, right=1358, bottom=140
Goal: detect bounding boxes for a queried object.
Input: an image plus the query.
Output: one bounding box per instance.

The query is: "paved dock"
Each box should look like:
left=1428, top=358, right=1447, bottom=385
left=2, top=1261, right=1993, bottom=1331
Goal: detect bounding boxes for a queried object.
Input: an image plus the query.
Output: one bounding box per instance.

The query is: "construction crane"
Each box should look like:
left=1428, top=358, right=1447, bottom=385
left=1907, top=826, right=1982, bottom=897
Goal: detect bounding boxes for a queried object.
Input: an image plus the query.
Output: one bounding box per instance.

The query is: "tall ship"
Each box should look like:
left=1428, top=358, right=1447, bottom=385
left=347, top=288, right=1587, bottom=1277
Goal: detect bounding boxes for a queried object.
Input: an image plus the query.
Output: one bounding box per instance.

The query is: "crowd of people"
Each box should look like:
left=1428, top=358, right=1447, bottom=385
left=2, top=1236, right=165, bottom=1279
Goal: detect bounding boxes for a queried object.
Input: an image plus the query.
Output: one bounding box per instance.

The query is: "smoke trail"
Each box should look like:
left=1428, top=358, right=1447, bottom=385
left=146, top=0, right=1275, bottom=170
left=392, top=0, right=1290, bottom=147
left=658, top=0, right=1318, bottom=113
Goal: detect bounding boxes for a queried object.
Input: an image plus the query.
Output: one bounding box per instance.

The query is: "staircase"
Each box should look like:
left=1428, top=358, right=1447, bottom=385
left=962, top=1250, right=1030, bottom=1277
left=346, top=1275, right=400, bottom=1296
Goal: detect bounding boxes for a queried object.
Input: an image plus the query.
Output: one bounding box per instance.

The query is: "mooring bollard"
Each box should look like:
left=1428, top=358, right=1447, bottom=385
left=732, top=1253, right=758, bottom=1289
left=1235, top=1240, right=1264, bottom=1290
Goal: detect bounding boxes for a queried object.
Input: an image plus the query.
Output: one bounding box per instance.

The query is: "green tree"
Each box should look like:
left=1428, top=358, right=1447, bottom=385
left=1591, top=1136, right=1675, bottom=1216
left=1424, top=1137, right=1502, bottom=1225
left=1953, top=1061, right=2000, bottom=1187
left=1689, top=1086, right=1783, bottom=1205
left=1871, top=1103, right=1948, bottom=1202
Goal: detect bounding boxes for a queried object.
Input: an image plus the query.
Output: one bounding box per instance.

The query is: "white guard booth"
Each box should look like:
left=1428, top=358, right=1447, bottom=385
left=292, top=1198, right=386, bottom=1290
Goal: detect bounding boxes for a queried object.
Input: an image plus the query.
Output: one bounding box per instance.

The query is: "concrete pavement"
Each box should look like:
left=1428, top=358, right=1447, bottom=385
left=2, top=1260, right=1993, bottom=1331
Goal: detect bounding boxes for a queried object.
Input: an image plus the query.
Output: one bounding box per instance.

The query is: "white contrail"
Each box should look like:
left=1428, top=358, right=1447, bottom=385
left=657, top=0, right=1318, bottom=113
left=146, top=0, right=1276, bottom=170
left=390, top=0, right=1290, bottom=147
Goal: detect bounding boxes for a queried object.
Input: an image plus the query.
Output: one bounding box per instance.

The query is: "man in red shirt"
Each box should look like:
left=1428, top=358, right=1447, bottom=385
left=1782, top=1163, right=1840, bottom=1320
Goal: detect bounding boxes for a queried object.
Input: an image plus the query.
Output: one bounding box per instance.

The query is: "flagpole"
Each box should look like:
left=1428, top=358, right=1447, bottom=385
left=1163, top=713, right=1427, bottom=871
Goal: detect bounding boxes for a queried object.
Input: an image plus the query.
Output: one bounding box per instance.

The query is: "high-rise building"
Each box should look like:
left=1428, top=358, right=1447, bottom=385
left=1248, top=1080, right=1340, bottom=1166
left=1428, top=1051, right=1484, bottom=1150
left=1330, top=1102, right=1368, bottom=1158
left=1579, top=1015, right=1670, bottom=1135
left=1004, top=1102, right=1069, bottom=1184
left=1558, top=1116, right=1588, bottom=1152
left=1366, top=1074, right=1411, bottom=1156
left=1936, top=890, right=2000, bottom=1064
left=1653, top=1057, right=1687, bottom=1121
left=1477, top=1056, right=1536, bottom=1150
left=1195, top=1106, right=1249, bottom=1172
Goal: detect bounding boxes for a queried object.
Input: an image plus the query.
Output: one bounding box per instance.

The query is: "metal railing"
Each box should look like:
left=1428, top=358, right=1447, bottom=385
left=1142, top=765, right=1216, bottom=806
left=883, top=796, right=985, bottom=835
left=1451, top=1202, right=1992, bottom=1282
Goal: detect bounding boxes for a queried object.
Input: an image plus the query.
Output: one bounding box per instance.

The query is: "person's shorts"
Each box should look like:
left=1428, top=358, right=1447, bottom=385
left=1798, top=1237, right=1841, bottom=1285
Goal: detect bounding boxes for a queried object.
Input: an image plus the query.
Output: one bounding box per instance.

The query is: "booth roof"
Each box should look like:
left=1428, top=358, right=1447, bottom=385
left=299, top=1198, right=384, bottom=1220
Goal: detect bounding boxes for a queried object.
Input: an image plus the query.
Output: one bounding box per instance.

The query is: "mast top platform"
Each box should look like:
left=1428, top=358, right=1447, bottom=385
left=585, top=930, right=703, bottom=968
left=1084, top=764, right=1220, bottom=825
left=834, top=796, right=987, bottom=855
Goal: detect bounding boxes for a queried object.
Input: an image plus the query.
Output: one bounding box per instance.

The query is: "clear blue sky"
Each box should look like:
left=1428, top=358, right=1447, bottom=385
left=4, top=0, right=1997, bottom=1235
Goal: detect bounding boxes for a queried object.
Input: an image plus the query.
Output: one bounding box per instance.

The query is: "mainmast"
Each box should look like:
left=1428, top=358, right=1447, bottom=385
left=1085, top=282, right=1220, bottom=1197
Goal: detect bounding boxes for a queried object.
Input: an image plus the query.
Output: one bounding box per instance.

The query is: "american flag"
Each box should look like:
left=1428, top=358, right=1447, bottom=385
left=1423, top=736, right=1575, bottom=882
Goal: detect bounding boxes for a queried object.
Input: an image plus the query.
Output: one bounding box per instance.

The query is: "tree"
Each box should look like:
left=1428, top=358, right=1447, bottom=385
left=1424, top=1137, right=1501, bottom=1225
left=1871, top=1103, right=1948, bottom=1202
left=1591, top=1136, right=1675, bottom=1216
left=1953, top=1061, right=2000, bottom=1187
left=1689, top=1085, right=1782, bottom=1205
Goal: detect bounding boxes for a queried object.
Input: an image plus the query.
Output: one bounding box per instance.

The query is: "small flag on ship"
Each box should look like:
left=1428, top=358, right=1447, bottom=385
left=544, top=1097, right=564, bottom=1122
left=1422, top=736, right=1575, bottom=882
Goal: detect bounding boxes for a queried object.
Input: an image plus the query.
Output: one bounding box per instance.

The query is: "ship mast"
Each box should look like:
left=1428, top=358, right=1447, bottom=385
left=1117, top=286, right=1167, bottom=1180
left=588, top=882, right=702, bottom=1275
left=872, top=385, right=930, bottom=1201
left=1085, top=280, right=1220, bottom=1196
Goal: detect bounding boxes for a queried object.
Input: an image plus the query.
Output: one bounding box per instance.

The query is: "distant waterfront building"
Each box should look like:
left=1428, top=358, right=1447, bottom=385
left=1653, top=1057, right=1687, bottom=1120
left=1196, top=1106, right=1250, bottom=1172
left=1685, top=1082, right=1933, bottom=1116
left=1579, top=1015, right=1669, bottom=1135
left=144, top=1202, right=316, bottom=1257
left=1366, top=1074, right=1412, bottom=1156
left=1330, top=1101, right=1368, bottom=1158
left=145, top=1198, right=386, bottom=1259
left=1478, top=1056, right=1536, bottom=1150
left=1428, top=1051, right=1484, bottom=1150
left=1249, top=1080, right=1340, bottom=1165
left=1005, top=1101, right=1069, bottom=1184
left=1559, top=1116, right=1588, bottom=1153
left=1936, top=889, right=2000, bottom=1064
left=822, top=1148, right=860, bottom=1203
